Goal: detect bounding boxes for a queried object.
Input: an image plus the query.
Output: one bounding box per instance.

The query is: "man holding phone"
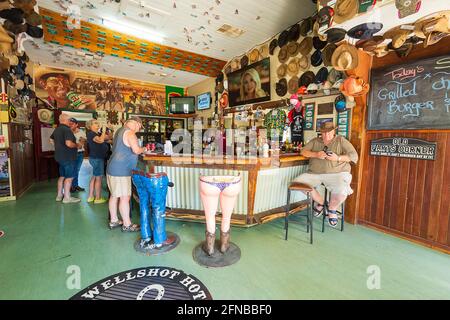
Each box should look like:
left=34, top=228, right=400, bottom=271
left=293, top=121, right=358, bottom=227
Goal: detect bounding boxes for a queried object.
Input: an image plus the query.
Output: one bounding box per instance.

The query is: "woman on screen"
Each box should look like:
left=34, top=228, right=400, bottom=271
left=238, top=68, right=267, bottom=102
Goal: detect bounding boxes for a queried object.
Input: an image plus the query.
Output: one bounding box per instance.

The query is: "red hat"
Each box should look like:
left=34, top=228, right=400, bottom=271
left=340, top=75, right=370, bottom=97
left=297, top=86, right=308, bottom=95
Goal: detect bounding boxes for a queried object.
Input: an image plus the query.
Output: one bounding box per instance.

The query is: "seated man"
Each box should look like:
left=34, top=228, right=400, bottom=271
left=293, top=122, right=358, bottom=227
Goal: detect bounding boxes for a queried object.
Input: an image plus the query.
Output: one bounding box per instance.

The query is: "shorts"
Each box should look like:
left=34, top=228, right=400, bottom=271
left=293, top=172, right=353, bottom=196
left=107, top=174, right=132, bottom=198
left=58, top=160, right=75, bottom=178
left=89, top=158, right=105, bottom=177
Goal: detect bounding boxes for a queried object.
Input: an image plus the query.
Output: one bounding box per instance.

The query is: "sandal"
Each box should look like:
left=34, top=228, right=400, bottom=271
left=327, top=210, right=339, bottom=228
left=121, top=224, right=140, bottom=232
left=108, top=220, right=123, bottom=230
left=313, top=202, right=326, bottom=218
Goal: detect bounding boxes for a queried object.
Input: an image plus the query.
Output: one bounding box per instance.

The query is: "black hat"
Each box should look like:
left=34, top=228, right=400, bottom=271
left=240, top=55, right=249, bottom=68
left=311, top=49, right=323, bottom=67
left=317, top=6, right=334, bottom=28
left=299, top=71, right=315, bottom=87
left=315, top=67, right=329, bottom=84
left=347, top=22, right=383, bottom=40
left=0, top=8, right=24, bottom=24
left=269, top=38, right=278, bottom=55
left=276, top=78, right=288, bottom=97
left=26, top=24, right=43, bottom=38
left=69, top=117, right=78, bottom=124
left=325, top=28, right=347, bottom=44
left=313, top=36, right=327, bottom=50
left=288, top=24, right=300, bottom=42
left=278, top=30, right=289, bottom=48
left=300, top=17, right=312, bottom=37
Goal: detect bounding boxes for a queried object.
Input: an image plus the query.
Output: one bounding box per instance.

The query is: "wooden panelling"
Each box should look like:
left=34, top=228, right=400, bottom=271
left=359, top=132, right=450, bottom=251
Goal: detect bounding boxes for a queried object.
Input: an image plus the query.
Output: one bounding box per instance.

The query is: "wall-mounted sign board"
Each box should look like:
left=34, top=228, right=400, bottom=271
left=368, top=54, right=450, bottom=130
left=370, top=137, right=437, bottom=160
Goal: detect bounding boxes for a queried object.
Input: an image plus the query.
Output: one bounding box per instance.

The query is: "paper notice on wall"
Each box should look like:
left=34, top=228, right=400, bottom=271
left=41, top=127, right=55, bottom=152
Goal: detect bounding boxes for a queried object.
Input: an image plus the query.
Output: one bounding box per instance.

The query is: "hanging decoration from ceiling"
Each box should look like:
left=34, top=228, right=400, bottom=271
left=39, top=7, right=226, bottom=78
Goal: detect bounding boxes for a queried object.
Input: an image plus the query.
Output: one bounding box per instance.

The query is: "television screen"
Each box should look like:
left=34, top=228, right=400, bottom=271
left=227, top=58, right=271, bottom=108
left=169, top=96, right=195, bottom=114
left=197, top=92, right=211, bottom=110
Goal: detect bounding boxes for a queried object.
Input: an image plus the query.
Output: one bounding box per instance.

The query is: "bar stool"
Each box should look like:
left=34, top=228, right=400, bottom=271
left=321, top=187, right=345, bottom=232
left=285, top=183, right=313, bottom=244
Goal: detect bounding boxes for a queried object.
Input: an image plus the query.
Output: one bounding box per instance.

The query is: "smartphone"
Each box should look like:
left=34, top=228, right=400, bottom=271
left=326, top=151, right=333, bottom=156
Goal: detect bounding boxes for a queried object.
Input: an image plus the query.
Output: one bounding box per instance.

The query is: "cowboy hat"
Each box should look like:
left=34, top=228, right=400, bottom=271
left=240, top=55, right=248, bottom=68
left=276, top=78, right=288, bottom=97
left=33, top=68, right=73, bottom=89
left=287, top=41, right=301, bottom=57
left=287, top=58, right=300, bottom=76
left=278, top=45, right=289, bottom=63
left=340, top=75, right=370, bottom=97
left=288, top=76, right=300, bottom=94
left=249, top=48, right=260, bottom=63
left=297, top=55, right=310, bottom=71
left=260, top=44, right=269, bottom=58
left=331, top=42, right=359, bottom=71
left=0, top=24, right=14, bottom=43
left=278, top=30, right=289, bottom=48
left=334, top=0, right=359, bottom=24
left=322, top=43, right=337, bottom=66
left=300, top=17, right=312, bottom=36
left=299, top=37, right=313, bottom=56
left=311, top=49, right=323, bottom=67
left=0, top=8, right=24, bottom=24
left=277, top=63, right=288, bottom=78
left=317, top=6, right=334, bottom=28
left=414, top=11, right=450, bottom=39
left=15, top=79, right=24, bottom=90
left=383, top=25, right=412, bottom=49
left=315, top=67, right=329, bottom=84
left=327, top=68, right=345, bottom=84
left=0, top=55, right=9, bottom=72
left=288, top=24, right=300, bottom=42
left=299, top=71, right=315, bottom=87
left=319, top=121, right=337, bottom=132
left=347, top=22, right=383, bottom=39
left=373, top=44, right=390, bottom=58
left=325, top=28, right=347, bottom=44
left=269, top=38, right=278, bottom=55
left=37, top=108, right=54, bottom=124
left=355, top=35, right=385, bottom=52
left=424, top=31, right=449, bottom=48
left=313, top=36, right=327, bottom=50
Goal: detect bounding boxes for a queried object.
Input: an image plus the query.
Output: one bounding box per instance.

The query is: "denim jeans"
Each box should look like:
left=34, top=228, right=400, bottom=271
left=132, top=172, right=169, bottom=245
left=72, top=152, right=84, bottom=187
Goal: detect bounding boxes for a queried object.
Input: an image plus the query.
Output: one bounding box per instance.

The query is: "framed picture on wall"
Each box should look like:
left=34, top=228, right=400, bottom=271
left=304, top=102, right=315, bottom=131
left=316, top=118, right=333, bottom=132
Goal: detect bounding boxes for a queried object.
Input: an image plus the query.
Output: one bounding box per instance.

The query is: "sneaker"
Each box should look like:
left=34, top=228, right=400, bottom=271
left=62, top=197, right=81, bottom=204
left=94, top=198, right=107, bottom=204
left=87, top=197, right=95, bottom=203
left=56, top=195, right=63, bottom=202
left=75, top=186, right=85, bottom=192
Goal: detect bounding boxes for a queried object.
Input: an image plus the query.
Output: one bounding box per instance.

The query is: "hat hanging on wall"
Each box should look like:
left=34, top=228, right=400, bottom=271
left=311, top=49, right=323, bottom=67
left=307, top=83, right=319, bottom=94
left=322, top=43, right=337, bottom=66
left=340, top=75, right=370, bottom=97
left=231, top=59, right=240, bottom=70
left=394, top=41, right=414, bottom=57
left=313, top=36, right=327, bottom=50
left=278, top=30, right=289, bottom=48
left=414, top=11, right=450, bottom=39
left=395, top=0, right=421, bottom=19
left=355, top=35, right=384, bottom=52
left=287, top=58, right=300, bottom=76
left=288, top=24, right=300, bottom=42
left=313, top=21, right=327, bottom=42
left=299, top=71, right=316, bottom=88
left=260, top=44, right=269, bottom=59
left=325, top=28, right=347, bottom=44
left=278, top=45, right=289, bottom=63
left=383, top=25, right=412, bottom=49
left=299, top=37, right=313, bottom=56
left=277, top=63, right=288, bottom=78
left=327, top=68, right=345, bottom=84
left=288, top=76, right=300, bottom=94
left=287, top=41, right=301, bottom=57
left=334, top=93, right=347, bottom=112
left=358, top=0, right=376, bottom=13
left=317, top=6, right=334, bottom=29
left=334, top=0, right=359, bottom=24
left=276, top=78, right=288, bottom=97
left=219, top=91, right=229, bottom=108
left=331, top=42, right=359, bottom=71
left=315, top=67, right=329, bottom=84
left=300, top=17, right=313, bottom=37
left=269, top=38, right=278, bottom=55
left=297, top=55, right=310, bottom=71
left=249, top=48, right=260, bottom=63
left=37, top=109, right=54, bottom=124
left=240, top=55, right=248, bottom=68
left=224, top=64, right=232, bottom=75
left=347, top=22, right=383, bottom=40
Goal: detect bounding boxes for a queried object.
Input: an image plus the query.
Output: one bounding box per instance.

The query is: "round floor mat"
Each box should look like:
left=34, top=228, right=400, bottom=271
left=193, top=240, right=241, bottom=268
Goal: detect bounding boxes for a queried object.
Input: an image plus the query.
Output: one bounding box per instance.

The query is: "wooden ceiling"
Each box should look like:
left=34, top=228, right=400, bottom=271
left=39, top=7, right=227, bottom=78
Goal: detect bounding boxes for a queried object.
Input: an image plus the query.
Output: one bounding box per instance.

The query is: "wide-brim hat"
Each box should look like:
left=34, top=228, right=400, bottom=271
left=313, top=36, right=327, bottom=50
left=288, top=76, right=300, bottom=94
left=240, top=55, right=248, bottom=68
left=373, top=44, right=390, bottom=58
left=260, top=44, right=269, bottom=58
left=0, top=55, right=9, bottom=72
left=37, top=108, right=54, bottom=124
left=219, top=91, right=229, bottom=108
left=300, top=17, right=312, bottom=36
left=325, top=28, right=347, bottom=44
left=395, top=42, right=414, bottom=57
left=322, top=43, right=337, bottom=66
left=278, top=30, right=289, bottom=48
left=311, top=49, right=323, bottom=67
left=287, top=58, right=300, bottom=76
left=299, top=71, right=315, bottom=87
left=424, top=31, right=449, bottom=48
left=299, top=37, right=313, bottom=56
left=331, top=42, right=359, bottom=71
left=298, top=55, right=310, bottom=71
left=277, top=63, right=288, bottom=78
left=5, top=52, right=19, bottom=65
left=340, top=75, right=370, bottom=97
left=383, top=25, right=412, bottom=48
left=334, top=0, right=359, bottom=24
left=269, top=38, right=278, bottom=55
left=249, top=48, right=260, bottom=63
left=0, top=8, right=24, bottom=24
left=287, top=41, right=301, bottom=57
left=3, top=19, right=27, bottom=35
left=320, top=121, right=337, bottom=132
left=278, top=45, right=289, bottom=63
left=414, top=11, right=450, bottom=39
left=315, top=67, right=329, bottom=84
left=276, top=78, right=288, bottom=97
left=33, top=68, right=73, bottom=89
left=396, top=0, right=421, bottom=19
left=355, top=35, right=385, bottom=51
left=348, top=22, right=383, bottom=39
left=327, top=68, right=345, bottom=84
left=15, top=79, right=24, bottom=90
left=0, top=2, right=12, bottom=11
left=26, top=24, right=43, bottom=38
left=288, top=24, right=300, bottom=42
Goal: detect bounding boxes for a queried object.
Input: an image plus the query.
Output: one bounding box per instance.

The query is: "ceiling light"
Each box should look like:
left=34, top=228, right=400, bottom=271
left=102, top=18, right=165, bottom=43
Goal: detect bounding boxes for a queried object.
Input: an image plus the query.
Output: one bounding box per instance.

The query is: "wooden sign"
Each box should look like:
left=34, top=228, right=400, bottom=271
left=370, top=137, right=437, bottom=160
left=368, top=54, right=450, bottom=130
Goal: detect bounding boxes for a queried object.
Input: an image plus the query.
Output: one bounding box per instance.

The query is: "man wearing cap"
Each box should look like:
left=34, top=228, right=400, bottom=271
left=69, top=118, right=86, bottom=193
left=106, top=116, right=146, bottom=232
left=50, top=114, right=82, bottom=203
left=293, top=121, right=358, bottom=227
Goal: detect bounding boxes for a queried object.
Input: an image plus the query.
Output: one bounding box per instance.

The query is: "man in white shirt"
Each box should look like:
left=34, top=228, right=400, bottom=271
left=69, top=118, right=87, bottom=192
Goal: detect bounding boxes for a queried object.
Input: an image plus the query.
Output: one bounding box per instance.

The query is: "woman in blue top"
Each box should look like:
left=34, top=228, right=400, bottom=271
left=86, top=120, right=110, bottom=204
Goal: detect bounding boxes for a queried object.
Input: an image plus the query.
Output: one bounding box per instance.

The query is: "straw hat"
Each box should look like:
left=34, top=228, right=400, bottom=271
left=334, top=0, right=359, bottom=24
left=331, top=42, right=359, bottom=71
left=287, top=41, right=301, bottom=57
left=322, top=43, right=337, bottom=66
left=249, top=48, right=260, bottom=64
left=288, top=76, right=299, bottom=94
left=298, top=55, right=310, bottom=71
left=287, top=58, right=300, bottom=76
left=37, top=108, right=54, bottom=124
left=278, top=45, right=289, bottom=63
left=277, top=63, right=288, bottom=78
left=383, top=25, right=412, bottom=49
left=299, top=37, right=313, bottom=56
left=6, top=53, right=19, bottom=66
left=414, top=11, right=450, bottom=39
left=260, top=44, right=269, bottom=58
left=340, top=75, right=370, bottom=97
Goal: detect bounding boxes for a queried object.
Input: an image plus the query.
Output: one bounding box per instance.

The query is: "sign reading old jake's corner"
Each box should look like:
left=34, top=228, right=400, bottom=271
left=370, top=137, right=437, bottom=160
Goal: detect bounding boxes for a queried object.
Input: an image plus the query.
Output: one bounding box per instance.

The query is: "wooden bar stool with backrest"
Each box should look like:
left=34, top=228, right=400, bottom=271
left=320, top=185, right=345, bottom=232
left=285, top=182, right=313, bottom=244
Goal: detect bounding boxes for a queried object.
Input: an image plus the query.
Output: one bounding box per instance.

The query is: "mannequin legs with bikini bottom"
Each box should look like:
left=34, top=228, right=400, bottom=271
left=199, top=176, right=242, bottom=256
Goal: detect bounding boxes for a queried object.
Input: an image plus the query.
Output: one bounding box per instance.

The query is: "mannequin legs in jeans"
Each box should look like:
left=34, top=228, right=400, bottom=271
left=199, top=176, right=242, bottom=255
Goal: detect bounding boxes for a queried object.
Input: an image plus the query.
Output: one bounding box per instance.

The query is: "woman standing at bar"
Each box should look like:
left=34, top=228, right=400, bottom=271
left=86, top=120, right=109, bottom=204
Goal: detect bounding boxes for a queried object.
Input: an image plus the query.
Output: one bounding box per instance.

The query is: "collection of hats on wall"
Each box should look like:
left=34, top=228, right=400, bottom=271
left=0, top=0, right=43, bottom=100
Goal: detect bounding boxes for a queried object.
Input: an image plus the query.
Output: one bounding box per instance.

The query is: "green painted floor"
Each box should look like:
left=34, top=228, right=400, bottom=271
left=1, top=163, right=449, bottom=300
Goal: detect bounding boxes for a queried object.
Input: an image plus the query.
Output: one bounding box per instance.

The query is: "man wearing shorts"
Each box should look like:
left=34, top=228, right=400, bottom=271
left=51, top=114, right=82, bottom=203
left=293, top=121, right=358, bottom=227
left=106, top=116, right=145, bottom=231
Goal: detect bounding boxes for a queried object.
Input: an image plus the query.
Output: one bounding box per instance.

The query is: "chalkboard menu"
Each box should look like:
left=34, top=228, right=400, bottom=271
left=368, top=54, right=450, bottom=130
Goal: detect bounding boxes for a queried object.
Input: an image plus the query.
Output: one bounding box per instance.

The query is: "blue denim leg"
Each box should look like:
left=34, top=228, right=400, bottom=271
left=148, top=175, right=169, bottom=245
left=72, top=153, right=84, bottom=187
left=132, top=174, right=151, bottom=242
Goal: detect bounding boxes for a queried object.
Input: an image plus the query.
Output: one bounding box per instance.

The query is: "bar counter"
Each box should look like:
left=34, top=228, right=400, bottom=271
left=136, top=154, right=309, bottom=227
